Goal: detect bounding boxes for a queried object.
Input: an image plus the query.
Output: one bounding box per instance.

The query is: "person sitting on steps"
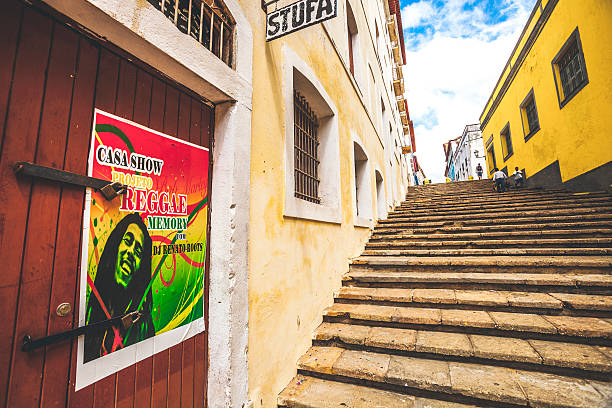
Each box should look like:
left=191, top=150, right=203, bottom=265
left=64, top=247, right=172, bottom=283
left=492, top=168, right=507, bottom=193
left=513, top=166, right=524, bottom=188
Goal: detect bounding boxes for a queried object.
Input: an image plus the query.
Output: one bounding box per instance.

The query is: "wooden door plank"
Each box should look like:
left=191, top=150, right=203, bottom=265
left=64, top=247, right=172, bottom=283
left=113, top=57, right=139, bottom=408
left=114, top=59, right=137, bottom=121
left=115, top=365, right=136, bottom=408
left=133, top=70, right=153, bottom=126
left=193, top=333, right=206, bottom=408
left=7, top=21, right=79, bottom=408
left=0, top=7, right=53, bottom=406
left=94, top=49, right=120, bottom=114
left=0, top=0, right=23, bottom=158
left=166, top=92, right=193, bottom=408
left=91, top=47, right=120, bottom=407
left=134, top=356, right=153, bottom=408
left=181, top=337, right=195, bottom=408
left=148, top=79, right=166, bottom=134
left=151, top=352, right=169, bottom=408
left=134, top=76, right=164, bottom=408
left=45, top=36, right=99, bottom=408
left=168, top=344, right=183, bottom=408
left=180, top=98, right=203, bottom=408
left=93, top=376, right=116, bottom=408
left=194, top=104, right=212, bottom=408
left=117, top=67, right=154, bottom=408
left=68, top=337, right=94, bottom=408
left=152, top=85, right=180, bottom=408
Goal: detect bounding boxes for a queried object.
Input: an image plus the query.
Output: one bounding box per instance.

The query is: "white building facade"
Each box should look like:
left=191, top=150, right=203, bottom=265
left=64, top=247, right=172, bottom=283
left=451, top=124, right=487, bottom=181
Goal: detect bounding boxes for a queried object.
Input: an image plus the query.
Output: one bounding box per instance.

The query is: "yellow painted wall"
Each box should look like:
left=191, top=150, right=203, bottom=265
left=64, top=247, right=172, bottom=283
left=480, top=0, right=612, bottom=184
left=237, top=1, right=409, bottom=407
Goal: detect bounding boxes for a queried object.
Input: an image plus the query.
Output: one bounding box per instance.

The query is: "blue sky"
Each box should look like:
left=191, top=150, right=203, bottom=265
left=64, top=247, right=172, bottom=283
left=399, top=0, right=535, bottom=181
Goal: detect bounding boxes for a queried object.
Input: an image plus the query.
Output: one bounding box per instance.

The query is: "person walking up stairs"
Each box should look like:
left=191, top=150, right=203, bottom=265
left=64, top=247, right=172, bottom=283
left=279, top=179, right=612, bottom=407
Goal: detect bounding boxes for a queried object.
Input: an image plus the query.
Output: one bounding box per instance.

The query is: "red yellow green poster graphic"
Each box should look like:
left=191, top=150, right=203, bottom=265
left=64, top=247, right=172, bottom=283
left=76, top=109, right=208, bottom=389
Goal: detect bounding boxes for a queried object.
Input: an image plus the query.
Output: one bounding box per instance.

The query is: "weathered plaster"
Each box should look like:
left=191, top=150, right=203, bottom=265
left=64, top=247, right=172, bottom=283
left=41, top=0, right=253, bottom=406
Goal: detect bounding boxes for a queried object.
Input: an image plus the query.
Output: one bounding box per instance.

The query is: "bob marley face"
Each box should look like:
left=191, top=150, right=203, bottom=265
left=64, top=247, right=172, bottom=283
left=114, top=223, right=145, bottom=288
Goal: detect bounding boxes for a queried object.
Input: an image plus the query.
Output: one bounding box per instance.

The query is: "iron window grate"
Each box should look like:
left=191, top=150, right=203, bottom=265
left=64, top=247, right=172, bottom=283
left=294, top=90, right=321, bottom=204
left=525, top=97, right=539, bottom=134
left=558, top=40, right=585, bottom=100
left=146, top=0, right=234, bottom=67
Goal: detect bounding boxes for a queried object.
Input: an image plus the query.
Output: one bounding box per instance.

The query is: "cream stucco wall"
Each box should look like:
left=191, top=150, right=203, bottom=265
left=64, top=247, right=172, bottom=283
left=239, top=1, right=409, bottom=407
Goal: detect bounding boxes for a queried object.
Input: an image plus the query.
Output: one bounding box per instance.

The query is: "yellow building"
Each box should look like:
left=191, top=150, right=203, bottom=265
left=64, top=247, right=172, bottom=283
left=480, top=0, right=612, bottom=191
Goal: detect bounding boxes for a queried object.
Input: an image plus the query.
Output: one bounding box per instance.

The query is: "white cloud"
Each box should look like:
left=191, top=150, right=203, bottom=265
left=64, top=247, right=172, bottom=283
left=401, top=0, right=535, bottom=182
left=401, top=1, right=435, bottom=27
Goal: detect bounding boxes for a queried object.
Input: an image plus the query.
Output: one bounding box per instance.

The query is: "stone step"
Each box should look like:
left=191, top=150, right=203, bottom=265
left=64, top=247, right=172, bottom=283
left=373, top=220, right=612, bottom=235
left=370, top=228, right=612, bottom=241
left=360, top=248, right=612, bottom=257
left=336, top=287, right=612, bottom=312
left=399, top=193, right=612, bottom=210
left=294, top=347, right=612, bottom=407
left=393, top=198, right=612, bottom=216
left=401, top=190, right=610, bottom=205
left=344, top=271, right=612, bottom=291
left=365, top=237, right=612, bottom=249
left=279, top=375, right=481, bottom=408
left=403, top=189, right=578, bottom=202
left=313, top=323, right=612, bottom=374
left=375, top=213, right=612, bottom=230
left=323, top=303, right=612, bottom=340
left=388, top=203, right=612, bottom=220
left=351, top=256, right=612, bottom=274
left=379, top=206, right=612, bottom=223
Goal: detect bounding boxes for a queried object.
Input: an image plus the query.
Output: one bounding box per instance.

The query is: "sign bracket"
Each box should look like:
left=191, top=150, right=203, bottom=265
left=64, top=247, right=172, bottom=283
left=261, top=0, right=280, bottom=12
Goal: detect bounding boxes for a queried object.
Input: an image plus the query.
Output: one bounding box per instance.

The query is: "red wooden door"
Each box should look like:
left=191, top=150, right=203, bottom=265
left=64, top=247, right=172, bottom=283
left=0, top=2, right=211, bottom=407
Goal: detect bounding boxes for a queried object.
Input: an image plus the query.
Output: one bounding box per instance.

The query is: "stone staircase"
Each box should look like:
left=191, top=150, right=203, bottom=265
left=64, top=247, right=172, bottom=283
left=279, top=180, right=612, bottom=408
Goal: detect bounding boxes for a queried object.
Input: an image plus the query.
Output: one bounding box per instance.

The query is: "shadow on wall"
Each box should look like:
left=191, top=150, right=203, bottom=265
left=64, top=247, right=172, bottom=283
left=527, top=160, right=612, bottom=192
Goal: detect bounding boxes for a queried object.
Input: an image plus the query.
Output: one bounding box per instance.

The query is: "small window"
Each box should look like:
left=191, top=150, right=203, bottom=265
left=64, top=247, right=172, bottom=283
left=500, top=123, right=513, bottom=161
left=346, top=1, right=359, bottom=77
left=552, top=28, right=588, bottom=108
left=293, top=90, right=320, bottom=204
left=520, top=89, right=540, bottom=140
left=486, top=144, right=496, bottom=174
left=353, top=141, right=371, bottom=223
left=147, top=0, right=235, bottom=67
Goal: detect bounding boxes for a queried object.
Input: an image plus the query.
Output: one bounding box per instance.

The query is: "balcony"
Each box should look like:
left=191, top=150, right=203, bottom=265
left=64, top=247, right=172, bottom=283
left=387, top=15, right=399, bottom=44
left=397, top=96, right=405, bottom=112
left=393, top=78, right=405, bottom=96
left=391, top=41, right=403, bottom=65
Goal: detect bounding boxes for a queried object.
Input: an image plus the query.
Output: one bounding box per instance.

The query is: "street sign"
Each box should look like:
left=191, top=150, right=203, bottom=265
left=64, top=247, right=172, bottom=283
left=266, top=0, right=337, bottom=42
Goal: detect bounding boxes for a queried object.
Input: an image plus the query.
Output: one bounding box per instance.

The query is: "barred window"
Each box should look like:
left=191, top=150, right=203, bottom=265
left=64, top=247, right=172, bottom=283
left=520, top=89, right=540, bottom=140
left=558, top=41, right=585, bottom=98
left=147, top=0, right=234, bottom=67
left=552, top=29, right=588, bottom=108
left=525, top=97, right=539, bottom=133
left=294, top=91, right=320, bottom=204
left=500, top=123, right=513, bottom=160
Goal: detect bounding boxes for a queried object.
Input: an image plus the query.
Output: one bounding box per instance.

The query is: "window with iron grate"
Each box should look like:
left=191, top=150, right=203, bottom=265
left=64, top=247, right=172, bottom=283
left=552, top=28, right=588, bottom=108
left=559, top=41, right=584, bottom=98
left=147, top=0, right=234, bottom=67
left=294, top=91, right=321, bottom=204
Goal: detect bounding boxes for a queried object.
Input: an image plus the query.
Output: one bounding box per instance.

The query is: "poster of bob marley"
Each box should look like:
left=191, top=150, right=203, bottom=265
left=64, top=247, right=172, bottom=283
left=76, top=109, right=208, bottom=389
